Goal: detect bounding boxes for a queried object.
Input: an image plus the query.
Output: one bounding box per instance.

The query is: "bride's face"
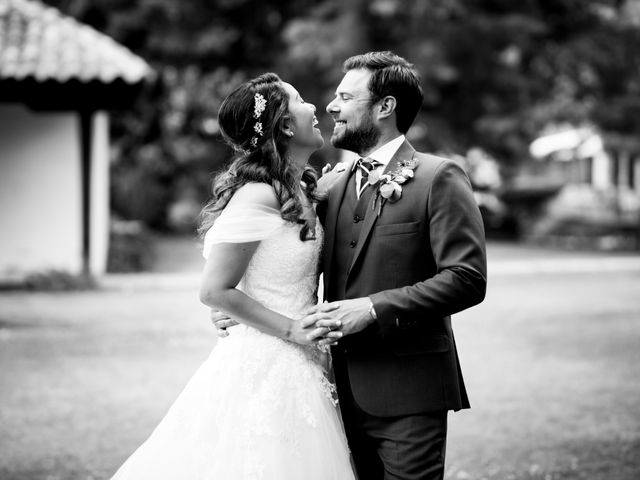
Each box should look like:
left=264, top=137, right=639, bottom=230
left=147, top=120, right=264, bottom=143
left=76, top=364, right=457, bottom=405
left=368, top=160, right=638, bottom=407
left=281, top=82, right=324, bottom=152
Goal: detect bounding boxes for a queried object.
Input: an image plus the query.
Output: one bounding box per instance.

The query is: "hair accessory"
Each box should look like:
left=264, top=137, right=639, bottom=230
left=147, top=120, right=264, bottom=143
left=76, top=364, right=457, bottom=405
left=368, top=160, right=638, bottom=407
left=249, top=93, right=267, bottom=148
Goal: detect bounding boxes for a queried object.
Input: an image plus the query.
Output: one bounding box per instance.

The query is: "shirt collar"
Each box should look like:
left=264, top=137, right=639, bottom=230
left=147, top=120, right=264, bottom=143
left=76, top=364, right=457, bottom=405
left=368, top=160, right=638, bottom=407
left=368, top=135, right=405, bottom=165
left=350, top=135, right=406, bottom=171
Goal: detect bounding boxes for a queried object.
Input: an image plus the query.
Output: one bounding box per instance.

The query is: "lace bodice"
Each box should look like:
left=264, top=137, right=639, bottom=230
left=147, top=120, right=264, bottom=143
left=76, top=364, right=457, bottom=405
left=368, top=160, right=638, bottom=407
left=238, top=221, right=322, bottom=319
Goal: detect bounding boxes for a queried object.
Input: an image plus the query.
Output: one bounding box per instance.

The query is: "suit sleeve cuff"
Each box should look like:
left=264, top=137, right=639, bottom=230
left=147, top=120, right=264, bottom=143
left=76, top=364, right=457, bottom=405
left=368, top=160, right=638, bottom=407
left=368, top=292, right=397, bottom=337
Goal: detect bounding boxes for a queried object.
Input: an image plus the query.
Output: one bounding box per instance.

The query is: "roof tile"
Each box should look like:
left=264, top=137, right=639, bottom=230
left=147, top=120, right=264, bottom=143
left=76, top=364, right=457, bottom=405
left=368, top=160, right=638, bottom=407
left=0, top=0, right=152, bottom=84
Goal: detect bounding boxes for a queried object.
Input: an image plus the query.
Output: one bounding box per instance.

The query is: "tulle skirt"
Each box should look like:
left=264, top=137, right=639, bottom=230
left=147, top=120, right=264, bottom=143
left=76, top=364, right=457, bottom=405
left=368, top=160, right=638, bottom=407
left=111, top=325, right=355, bottom=480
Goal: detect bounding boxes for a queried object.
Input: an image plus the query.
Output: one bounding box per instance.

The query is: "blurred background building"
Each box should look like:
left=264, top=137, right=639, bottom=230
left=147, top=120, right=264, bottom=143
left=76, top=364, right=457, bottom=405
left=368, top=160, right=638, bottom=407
left=0, top=0, right=152, bottom=281
left=1, top=0, right=639, bottom=282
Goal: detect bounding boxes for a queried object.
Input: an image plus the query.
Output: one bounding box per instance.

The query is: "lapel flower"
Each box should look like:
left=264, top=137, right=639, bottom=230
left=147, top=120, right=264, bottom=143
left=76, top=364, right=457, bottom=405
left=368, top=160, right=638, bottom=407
left=369, top=159, right=419, bottom=216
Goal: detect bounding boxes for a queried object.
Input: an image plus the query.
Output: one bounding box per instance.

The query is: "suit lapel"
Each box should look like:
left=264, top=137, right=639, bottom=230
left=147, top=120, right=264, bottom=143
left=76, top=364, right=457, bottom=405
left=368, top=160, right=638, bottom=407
left=347, top=140, right=416, bottom=276
left=323, top=158, right=355, bottom=291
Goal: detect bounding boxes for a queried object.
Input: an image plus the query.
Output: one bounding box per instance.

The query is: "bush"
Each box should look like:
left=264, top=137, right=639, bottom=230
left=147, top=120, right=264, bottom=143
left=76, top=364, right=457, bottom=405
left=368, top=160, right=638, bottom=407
left=24, top=270, right=97, bottom=291
left=107, top=220, right=155, bottom=273
left=110, top=163, right=172, bottom=230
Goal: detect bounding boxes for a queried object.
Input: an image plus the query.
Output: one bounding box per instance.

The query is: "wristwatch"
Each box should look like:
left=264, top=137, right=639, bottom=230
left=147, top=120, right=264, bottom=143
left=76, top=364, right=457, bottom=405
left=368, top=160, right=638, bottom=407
left=368, top=301, right=378, bottom=320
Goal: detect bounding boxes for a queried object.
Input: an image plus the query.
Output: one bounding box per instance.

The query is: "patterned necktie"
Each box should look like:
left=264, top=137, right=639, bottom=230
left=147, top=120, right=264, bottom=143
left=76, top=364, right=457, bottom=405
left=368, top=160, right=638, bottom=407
left=356, top=157, right=382, bottom=197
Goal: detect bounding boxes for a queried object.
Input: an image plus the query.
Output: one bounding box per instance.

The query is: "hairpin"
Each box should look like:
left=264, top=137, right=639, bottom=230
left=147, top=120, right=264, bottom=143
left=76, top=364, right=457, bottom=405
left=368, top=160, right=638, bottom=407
left=249, top=93, right=267, bottom=148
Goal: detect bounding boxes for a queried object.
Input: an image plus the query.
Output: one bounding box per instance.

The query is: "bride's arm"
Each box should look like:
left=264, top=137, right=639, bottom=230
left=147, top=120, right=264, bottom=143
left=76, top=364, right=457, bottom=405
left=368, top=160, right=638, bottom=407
left=201, top=239, right=342, bottom=344
left=200, top=183, right=338, bottom=344
left=200, top=241, right=297, bottom=341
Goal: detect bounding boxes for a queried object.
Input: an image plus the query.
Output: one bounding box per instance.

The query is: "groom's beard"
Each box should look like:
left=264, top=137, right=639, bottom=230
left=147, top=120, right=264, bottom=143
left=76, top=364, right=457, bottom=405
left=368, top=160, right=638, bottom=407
left=331, top=111, right=381, bottom=155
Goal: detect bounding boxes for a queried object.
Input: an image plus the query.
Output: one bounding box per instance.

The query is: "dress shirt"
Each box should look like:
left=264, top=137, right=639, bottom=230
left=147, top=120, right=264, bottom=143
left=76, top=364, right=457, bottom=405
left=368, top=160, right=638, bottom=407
left=354, top=135, right=405, bottom=198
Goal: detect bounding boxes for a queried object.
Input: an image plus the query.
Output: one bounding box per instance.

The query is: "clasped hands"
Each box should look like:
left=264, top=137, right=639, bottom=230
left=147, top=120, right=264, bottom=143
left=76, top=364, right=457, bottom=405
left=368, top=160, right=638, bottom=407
left=210, top=297, right=375, bottom=346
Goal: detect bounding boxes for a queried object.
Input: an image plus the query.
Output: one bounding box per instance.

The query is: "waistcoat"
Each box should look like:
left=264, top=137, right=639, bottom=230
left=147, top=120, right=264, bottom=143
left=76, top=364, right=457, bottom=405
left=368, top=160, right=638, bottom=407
left=327, top=172, right=375, bottom=300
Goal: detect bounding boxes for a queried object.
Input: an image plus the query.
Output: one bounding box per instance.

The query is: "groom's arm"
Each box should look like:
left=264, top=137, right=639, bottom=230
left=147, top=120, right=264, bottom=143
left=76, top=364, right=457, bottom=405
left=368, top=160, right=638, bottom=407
left=369, top=160, right=487, bottom=336
left=307, top=161, right=486, bottom=338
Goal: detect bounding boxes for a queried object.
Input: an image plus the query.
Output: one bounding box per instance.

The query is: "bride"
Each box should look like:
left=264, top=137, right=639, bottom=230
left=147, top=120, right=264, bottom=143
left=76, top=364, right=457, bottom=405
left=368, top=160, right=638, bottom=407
left=110, top=73, right=355, bottom=479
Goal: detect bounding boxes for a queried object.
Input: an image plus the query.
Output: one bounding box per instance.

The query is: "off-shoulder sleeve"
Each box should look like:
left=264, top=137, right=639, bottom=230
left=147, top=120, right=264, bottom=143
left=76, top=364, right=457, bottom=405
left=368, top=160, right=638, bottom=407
left=202, top=203, right=286, bottom=258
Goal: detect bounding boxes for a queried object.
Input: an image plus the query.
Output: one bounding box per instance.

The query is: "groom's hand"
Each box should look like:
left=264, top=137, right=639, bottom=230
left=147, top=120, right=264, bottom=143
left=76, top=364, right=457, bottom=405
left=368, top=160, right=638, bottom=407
left=306, top=298, right=375, bottom=340
left=210, top=309, right=238, bottom=338
left=300, top=303, right=343, bottom=346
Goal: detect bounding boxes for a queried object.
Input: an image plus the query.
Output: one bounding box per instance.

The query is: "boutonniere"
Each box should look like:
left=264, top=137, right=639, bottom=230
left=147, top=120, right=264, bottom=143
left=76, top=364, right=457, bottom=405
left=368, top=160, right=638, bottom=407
left=369, top=159, right=418, bottom=216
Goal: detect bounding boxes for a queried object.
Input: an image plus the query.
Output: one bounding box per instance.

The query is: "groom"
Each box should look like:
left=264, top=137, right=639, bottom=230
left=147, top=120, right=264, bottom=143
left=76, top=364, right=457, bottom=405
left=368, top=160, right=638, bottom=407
left=304, top=51, right=487, bottom=479
left=214, top=51, right=487, bottom=479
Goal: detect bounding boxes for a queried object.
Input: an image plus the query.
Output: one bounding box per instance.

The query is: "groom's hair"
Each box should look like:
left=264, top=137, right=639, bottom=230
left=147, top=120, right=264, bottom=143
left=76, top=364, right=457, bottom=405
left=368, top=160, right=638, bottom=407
left=343, top=51, right=423, bottom=134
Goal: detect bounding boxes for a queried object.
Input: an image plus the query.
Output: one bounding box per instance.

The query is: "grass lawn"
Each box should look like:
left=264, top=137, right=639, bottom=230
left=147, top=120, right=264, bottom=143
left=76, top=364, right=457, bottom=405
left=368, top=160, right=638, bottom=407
left=447, top=270, right=640, bottom=480
left=1, top=266, right=639, bottom=479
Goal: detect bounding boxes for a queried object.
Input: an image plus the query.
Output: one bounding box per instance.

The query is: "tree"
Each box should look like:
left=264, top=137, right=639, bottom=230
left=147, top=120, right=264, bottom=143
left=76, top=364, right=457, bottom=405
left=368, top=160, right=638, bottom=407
left=44, top=0, right=640, bottom=229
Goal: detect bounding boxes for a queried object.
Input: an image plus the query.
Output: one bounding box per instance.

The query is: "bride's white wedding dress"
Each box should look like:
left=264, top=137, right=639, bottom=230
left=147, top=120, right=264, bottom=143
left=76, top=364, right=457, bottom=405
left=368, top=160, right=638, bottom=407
left=111, top=202, right=355, bottom=480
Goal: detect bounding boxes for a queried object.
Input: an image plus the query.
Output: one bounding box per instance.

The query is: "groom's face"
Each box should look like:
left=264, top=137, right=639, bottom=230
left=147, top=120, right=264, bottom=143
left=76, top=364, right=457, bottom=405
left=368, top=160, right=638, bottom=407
left=326, top=69, right=381, bottom=155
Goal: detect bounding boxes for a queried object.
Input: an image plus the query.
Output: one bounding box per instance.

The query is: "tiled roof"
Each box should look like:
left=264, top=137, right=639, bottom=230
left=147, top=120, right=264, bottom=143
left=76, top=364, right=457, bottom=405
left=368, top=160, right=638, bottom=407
left=0, top=0, right=152, bottom=83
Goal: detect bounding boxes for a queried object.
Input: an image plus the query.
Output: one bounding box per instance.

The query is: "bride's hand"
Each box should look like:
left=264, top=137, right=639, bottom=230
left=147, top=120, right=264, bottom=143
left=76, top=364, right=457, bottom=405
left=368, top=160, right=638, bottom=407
left=289, top=314, right=342, bottom=346
left=295, top=304, right=343, bottom=346
left=316, top=163, right=344, bottom=199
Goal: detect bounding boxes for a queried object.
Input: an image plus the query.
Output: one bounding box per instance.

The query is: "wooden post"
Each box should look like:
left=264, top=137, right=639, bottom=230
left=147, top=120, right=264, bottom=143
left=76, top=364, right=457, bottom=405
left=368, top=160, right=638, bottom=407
left=79, top=110, right=93, bottom=275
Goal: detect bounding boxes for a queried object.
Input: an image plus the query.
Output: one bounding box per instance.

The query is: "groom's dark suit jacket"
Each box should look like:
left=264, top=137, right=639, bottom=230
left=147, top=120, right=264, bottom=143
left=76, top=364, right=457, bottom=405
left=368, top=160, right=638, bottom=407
left=321, top=140, right=487, bottom=417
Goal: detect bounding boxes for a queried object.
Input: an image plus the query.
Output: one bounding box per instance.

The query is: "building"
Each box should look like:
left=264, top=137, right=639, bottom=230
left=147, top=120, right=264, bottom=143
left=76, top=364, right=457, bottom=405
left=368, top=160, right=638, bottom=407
left=0, top=0, right=152, bottom=281
left=529, top=127, right=640, bottom=193
left=522, top=126, right=640, bottom=247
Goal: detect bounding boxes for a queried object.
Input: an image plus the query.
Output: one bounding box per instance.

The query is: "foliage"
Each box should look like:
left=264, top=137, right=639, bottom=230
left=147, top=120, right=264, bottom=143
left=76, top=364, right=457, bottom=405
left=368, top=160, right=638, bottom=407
left=106, top=219, right=155, bottom=272
left=43, top=0, right=640, bottom=230
left=353, top=0, right=640, bottom=170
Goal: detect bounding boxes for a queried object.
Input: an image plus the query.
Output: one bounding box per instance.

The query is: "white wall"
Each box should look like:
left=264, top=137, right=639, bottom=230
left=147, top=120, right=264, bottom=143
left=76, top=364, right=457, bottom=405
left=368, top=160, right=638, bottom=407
left=0, top=104, right=83, bottom=278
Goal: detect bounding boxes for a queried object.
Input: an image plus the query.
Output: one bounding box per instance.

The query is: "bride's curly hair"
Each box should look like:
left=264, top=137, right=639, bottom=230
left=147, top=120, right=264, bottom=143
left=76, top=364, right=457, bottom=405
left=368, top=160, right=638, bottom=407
left=198, top=73, right=320, bottom=241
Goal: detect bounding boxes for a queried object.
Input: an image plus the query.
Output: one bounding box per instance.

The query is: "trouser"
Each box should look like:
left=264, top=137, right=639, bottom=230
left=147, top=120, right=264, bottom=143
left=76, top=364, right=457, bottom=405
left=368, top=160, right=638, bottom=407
left=337, top=363, right=448, bottom=480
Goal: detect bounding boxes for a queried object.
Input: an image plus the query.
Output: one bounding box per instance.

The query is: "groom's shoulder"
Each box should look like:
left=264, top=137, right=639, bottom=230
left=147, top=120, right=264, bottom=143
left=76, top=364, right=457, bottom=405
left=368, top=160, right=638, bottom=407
left=412, top=150, right=459, bottom=178
left=405, top=150, right=474, bottom=194
left=414, top=151, right=447, bottom=165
